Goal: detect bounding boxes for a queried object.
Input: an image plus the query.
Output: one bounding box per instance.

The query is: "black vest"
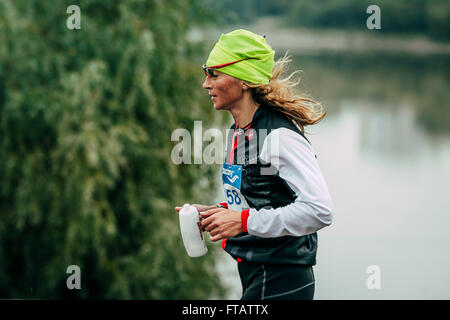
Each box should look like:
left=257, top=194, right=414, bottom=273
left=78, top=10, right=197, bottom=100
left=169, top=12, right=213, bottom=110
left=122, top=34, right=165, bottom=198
left=223, top=105, right=318, bottom=265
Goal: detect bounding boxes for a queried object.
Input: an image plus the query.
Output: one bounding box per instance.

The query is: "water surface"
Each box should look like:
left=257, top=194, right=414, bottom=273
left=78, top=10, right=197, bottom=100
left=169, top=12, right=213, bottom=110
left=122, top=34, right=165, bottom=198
left=215, top=52, right=450, bottom=299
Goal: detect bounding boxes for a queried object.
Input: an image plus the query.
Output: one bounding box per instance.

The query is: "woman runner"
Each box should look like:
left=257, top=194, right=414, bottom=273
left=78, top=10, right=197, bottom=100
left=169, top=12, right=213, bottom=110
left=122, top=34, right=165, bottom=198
left=176, top=29, right=333, bottom=300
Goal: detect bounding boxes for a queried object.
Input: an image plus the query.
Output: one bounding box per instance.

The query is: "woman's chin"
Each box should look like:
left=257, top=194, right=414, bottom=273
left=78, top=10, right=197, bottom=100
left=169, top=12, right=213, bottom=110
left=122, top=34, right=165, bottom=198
left=212, top=100, right=231, bottom=111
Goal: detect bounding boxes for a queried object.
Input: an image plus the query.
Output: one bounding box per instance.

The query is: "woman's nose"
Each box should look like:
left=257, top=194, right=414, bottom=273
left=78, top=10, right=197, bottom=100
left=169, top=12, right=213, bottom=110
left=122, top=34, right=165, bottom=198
left=202, top=77, right=212, bottom=90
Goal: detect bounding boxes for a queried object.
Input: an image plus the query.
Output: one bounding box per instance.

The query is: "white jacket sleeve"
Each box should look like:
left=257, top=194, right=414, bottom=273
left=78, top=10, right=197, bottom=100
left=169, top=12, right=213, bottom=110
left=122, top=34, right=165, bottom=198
left=246, top=128, right=333, bottom=238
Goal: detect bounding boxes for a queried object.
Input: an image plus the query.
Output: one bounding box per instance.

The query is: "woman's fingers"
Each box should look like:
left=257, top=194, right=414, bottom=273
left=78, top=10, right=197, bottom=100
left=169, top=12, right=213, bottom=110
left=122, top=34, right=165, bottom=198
left=201, top=208, right=225, bottom=232
left=209, top=234, right=223, bottom=242
left=192, top=204, right=214, bottom=213
left=200, top=207, right=223, bottom=217
left=209, top=225, right=229, bottom=242
left=201, top=215, right=216, bottom=232
left=204, top=209, right=243, bottom=242
left=204, top=220, right=217, bottom=232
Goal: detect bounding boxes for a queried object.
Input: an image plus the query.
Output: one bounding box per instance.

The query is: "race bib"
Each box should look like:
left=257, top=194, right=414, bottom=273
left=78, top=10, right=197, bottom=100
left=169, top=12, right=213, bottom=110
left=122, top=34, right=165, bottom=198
left=222, top=163, right=249, bottom=212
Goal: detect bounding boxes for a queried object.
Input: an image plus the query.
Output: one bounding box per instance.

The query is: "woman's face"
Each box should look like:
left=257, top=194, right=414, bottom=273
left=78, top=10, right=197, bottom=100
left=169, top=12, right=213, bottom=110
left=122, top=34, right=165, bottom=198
left=202, top=70, right=244, bottom=110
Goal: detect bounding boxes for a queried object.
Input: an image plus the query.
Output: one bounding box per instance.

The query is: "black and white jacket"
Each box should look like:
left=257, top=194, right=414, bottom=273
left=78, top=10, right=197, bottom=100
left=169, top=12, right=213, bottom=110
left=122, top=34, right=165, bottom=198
left=219, top=104, right=333, bottom=265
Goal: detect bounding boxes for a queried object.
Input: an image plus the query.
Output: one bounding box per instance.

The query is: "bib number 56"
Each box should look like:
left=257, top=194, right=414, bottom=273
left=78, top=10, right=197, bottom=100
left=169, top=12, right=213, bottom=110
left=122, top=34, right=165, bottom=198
left=226, top=189, right=241, bottom=205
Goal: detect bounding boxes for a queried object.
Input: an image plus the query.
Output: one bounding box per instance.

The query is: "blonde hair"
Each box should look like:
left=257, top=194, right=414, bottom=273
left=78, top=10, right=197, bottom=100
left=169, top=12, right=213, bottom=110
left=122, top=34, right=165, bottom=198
left=246, top=55, right=326, bottom=135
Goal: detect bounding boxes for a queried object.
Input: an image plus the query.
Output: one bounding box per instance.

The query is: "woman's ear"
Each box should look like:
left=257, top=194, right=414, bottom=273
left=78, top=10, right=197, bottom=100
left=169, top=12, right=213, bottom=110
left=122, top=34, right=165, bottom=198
left=242, top=82, right=249, bottom=91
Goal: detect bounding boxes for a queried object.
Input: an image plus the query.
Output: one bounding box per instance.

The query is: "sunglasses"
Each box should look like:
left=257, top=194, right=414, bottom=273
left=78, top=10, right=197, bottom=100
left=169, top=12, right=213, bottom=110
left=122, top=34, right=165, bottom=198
left=202, top=57, right=259, bottom=78
left=202, top=64, right=217, bottom=78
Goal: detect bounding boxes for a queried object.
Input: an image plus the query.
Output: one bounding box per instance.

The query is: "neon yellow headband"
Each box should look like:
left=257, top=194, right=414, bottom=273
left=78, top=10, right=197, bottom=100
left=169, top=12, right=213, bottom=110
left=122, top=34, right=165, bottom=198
left=205, top=29, right=275, bottom=84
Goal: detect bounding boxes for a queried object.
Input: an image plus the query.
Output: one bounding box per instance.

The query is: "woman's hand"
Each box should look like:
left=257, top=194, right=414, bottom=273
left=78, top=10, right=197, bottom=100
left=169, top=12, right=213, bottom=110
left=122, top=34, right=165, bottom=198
left=200, top=208, right=243, bottom=242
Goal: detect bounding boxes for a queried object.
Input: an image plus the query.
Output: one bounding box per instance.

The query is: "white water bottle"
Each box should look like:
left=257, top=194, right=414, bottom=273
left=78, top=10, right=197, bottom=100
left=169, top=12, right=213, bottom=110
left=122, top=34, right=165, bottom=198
left=179, top=203, right=208, bottom=257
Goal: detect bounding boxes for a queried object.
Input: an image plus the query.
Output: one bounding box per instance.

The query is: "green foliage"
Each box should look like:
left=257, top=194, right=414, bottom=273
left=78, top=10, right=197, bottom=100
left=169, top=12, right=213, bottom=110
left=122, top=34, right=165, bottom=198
left=0, top=0, right=226, bottom=299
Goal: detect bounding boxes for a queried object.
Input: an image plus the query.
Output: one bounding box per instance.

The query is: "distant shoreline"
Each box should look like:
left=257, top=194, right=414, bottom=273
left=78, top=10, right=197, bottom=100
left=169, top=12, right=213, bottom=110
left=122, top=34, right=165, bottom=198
left=199, top=16, right=450, bottom=56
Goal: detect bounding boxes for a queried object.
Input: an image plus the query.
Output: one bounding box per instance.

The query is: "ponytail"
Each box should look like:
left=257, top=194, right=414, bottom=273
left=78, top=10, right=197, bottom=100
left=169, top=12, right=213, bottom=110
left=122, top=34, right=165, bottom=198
left=247, top=55, right=326, bottom=134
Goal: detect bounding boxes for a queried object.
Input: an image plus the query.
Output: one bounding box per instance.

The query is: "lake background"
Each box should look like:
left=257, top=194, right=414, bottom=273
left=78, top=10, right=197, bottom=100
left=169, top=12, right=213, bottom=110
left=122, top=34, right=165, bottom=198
left=211, top=17, right=450, bottom=300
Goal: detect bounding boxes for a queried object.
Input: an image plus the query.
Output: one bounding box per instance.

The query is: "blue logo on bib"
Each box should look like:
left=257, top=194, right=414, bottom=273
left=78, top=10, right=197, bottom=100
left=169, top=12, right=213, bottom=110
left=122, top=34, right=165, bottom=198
left=222, top=163, right=242, bottom=190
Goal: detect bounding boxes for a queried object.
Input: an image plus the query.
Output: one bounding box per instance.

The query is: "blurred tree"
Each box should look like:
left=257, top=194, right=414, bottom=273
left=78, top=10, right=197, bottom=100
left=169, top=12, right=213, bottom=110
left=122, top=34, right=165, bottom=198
left=0, top=0, right=226, bottom=299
